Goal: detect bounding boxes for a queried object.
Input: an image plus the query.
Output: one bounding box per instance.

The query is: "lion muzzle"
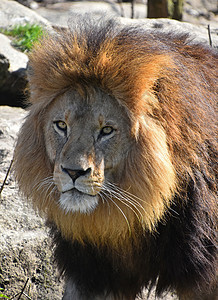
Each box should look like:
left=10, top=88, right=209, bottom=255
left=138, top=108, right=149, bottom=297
left=53, top=163, right=104, bottom=213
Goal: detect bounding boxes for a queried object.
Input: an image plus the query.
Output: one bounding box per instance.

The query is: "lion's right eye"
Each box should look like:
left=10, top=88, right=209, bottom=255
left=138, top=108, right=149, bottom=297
left=100, top=126, right=114, bottom=136
left=53, top=121, right=67, bottom=135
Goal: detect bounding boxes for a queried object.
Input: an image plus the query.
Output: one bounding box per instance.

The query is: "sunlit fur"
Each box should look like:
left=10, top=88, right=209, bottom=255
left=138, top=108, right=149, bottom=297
left=14, top=17, right=217, bottom=299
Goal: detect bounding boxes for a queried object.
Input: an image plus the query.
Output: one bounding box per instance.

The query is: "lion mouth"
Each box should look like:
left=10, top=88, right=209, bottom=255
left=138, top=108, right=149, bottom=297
left=63, top=187, right=98, bottom=197
left=59, top=188, right=99, bottom=213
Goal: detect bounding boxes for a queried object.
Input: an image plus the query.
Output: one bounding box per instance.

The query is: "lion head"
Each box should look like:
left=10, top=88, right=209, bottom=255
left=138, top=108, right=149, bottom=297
left=14, top=18, right=216, bottom=252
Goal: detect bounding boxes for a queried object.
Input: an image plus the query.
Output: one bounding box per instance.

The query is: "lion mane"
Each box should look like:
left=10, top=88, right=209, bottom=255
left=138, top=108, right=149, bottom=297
left=14, top=17, right=217, bottom=299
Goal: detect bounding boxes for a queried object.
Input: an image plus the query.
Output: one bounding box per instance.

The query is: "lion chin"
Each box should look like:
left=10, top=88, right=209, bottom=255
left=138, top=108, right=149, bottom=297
left=13, top=15, right=217, bottom=300
left=59, top=189, right=99, bottom=214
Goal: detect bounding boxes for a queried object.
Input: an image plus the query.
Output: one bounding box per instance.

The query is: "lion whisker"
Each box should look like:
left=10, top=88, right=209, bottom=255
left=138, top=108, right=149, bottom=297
left=100, top=188, right=131, bottom=233
left=34, top=176, right=54, bottom=192
left=104, top=182, right=151, bottom=220
left=106, top=183, right=146, bottom=209
left=102, top=184, right=143, bottom=222
left=44, top=181, right=55, bottom=196
left=98, top=191, right=106, bottom=205
left=40, top=185, right=58, bottom=209
left=106, top=182, right=178, bottom=219
left=105, top=181, right=151, bottom=205
left=109, top=198, right=131, bottom=234
left=99, top=189, right=112, bottom=207
left=32, top=176, right=57, bottom=208
left=45, top=186, right=57, bottom=201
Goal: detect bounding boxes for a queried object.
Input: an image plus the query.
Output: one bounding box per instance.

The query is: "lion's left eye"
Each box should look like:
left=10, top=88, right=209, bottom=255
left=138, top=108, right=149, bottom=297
left=53, top=121, right=67, bottom=133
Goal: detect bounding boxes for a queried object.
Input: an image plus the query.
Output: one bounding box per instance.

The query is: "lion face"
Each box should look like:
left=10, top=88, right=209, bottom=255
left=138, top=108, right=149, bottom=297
left=14, top=85, right=176, bottom=244
left=44, top=89, right=132, bottom=214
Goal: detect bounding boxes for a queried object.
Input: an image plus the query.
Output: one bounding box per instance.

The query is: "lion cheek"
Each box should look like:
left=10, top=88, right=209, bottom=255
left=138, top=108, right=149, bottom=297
left=53, top=164, right=72, bottom=192
left=43, top=129, right=59, bottom=163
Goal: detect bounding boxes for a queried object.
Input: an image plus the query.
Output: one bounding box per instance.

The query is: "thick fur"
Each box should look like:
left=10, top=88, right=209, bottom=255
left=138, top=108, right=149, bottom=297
left=14, top=17, right=217, bottom=299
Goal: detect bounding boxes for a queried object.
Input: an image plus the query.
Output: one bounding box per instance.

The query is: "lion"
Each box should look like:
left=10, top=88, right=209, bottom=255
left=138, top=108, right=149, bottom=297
left=14, top=17, right=217, bottom=300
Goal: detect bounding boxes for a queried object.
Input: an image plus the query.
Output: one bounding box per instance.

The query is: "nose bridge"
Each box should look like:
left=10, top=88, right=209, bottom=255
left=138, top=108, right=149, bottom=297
left=61, top=129, right=94, bottom=170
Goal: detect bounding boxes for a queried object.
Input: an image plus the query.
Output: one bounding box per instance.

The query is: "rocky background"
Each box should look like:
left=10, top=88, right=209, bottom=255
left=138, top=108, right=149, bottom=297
left=0, top=0, right=217, bottom=299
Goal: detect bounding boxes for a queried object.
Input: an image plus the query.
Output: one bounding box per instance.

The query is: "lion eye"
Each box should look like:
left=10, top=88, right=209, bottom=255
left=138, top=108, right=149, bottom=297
left=54, top=121, right=67, bottom=132
left=100, top=126, right=114, bottom=136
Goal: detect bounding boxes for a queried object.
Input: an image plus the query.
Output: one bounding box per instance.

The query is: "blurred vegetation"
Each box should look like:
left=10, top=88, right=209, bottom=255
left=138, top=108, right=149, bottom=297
left=0, top=23, right=44, bottom=52
left=0, top=288, right=9, bottom=299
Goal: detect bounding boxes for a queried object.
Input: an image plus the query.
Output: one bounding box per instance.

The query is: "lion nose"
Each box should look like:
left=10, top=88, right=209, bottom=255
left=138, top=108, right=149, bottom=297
left=62, top=167, right=91, bottom=182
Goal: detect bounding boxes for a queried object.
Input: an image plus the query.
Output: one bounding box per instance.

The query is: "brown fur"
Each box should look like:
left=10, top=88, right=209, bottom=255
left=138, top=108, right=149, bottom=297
left=14, top=17, right=217, bottom=298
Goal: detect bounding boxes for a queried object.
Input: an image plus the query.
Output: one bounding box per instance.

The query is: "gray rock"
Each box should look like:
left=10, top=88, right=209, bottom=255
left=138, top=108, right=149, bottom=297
left=0, top=34, right=28, bottom=107
left=0, top=33, right=28, bottom=72
left=0, top=106, right=65, bottom=299
left=0, top=1, right=55, bottom=106
left=0, top=0, right=51, bottom=29
left=36, top=1, right=147, bottom=26
left=36, top=2, right=218, bottom=46
left=120, top=17, right=218, bottom=47
left=0, top=54, right=10, bottom=89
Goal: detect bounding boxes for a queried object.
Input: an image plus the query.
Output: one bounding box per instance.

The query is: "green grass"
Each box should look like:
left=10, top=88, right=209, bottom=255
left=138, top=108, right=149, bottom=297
left=0, top=288, right=9, bottom=299
left=0, top=23, right=44, bottom=52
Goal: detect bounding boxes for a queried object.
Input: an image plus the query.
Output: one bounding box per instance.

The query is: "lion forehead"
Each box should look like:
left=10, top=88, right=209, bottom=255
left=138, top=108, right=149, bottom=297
left=46, top=89, right=131, bottom=125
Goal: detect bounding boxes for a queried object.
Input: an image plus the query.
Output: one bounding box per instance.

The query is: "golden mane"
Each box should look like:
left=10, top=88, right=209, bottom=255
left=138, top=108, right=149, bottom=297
left=14, top=19, right=217, bottom=252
